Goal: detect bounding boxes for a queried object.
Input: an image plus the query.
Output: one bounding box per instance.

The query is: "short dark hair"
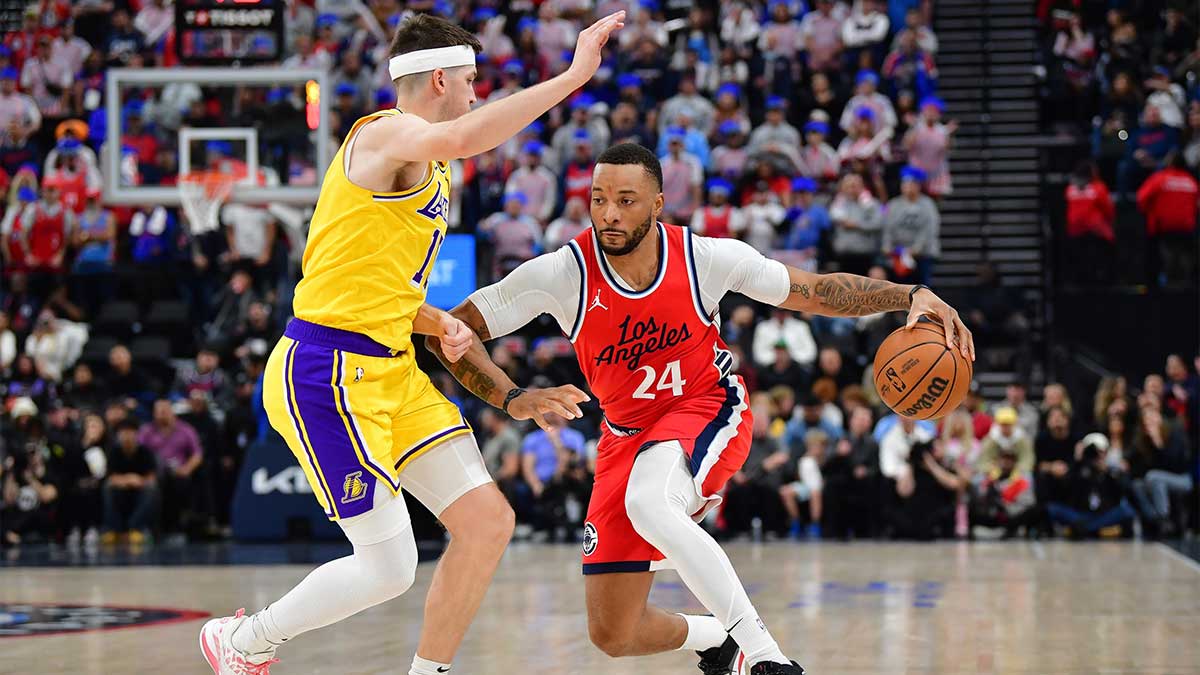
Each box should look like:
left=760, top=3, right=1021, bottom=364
left=595, top=143, right=663, bottom=192
left=116, top=419, right=139, bottom=433
left=389, top=13, right=482, bottom=61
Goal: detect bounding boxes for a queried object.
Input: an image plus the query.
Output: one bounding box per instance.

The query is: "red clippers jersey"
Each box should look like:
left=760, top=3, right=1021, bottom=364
left=698, top=206, right=733, bottom=239
left=28, top=203, right=66, bottom=266
left=47, top=169, right=88, bottom=214
left=564, top=162, right=594, bottom=205
left=567, top=223, right=736, bottom=429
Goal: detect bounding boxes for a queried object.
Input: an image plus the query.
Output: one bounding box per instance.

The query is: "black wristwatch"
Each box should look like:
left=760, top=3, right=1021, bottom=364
left=502, top=387, right=527, bottom=414
left=908, top=284, right=930, bottom=306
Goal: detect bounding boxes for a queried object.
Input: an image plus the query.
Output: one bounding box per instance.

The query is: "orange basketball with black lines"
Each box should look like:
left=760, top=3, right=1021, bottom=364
left=872, top=318, right=972, bottom=420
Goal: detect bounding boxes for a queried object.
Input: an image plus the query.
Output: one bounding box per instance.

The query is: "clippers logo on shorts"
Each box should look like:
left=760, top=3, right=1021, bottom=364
left=341, top=471, right=367, bottom=504
left=899, top=376, right=949, bottom=417
left=582, top=522, right=598, bottom=556
left=416, top=182, right=449, bottom=224
left=593, top=314, right=693, bottom=371
left=0, top=604, right=209, bottom=637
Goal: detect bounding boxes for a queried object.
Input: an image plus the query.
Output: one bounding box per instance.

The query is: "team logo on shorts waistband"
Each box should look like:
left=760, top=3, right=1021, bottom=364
left=582, top=522, right=598, bottom=556
left=341, top=471, right=367, bottom=504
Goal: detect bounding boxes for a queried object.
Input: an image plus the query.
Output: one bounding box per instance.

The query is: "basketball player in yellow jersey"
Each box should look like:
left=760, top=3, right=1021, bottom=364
left=199, top=12, right=623, bottom=675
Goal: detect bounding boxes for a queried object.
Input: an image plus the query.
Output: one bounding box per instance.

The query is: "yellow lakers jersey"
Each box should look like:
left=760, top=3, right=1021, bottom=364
left=293, top=108, right=452, bottom=352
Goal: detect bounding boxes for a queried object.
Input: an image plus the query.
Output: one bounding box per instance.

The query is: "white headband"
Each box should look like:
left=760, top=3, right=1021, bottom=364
left=389, top=45, right=477, bottom=80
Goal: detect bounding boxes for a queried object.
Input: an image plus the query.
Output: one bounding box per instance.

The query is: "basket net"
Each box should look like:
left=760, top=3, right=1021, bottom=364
left=177, top=169, right=239, bottom=234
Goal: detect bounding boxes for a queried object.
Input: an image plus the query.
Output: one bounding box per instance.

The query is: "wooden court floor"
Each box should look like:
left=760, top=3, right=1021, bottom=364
left=2, top=541, right=1199, bottom=674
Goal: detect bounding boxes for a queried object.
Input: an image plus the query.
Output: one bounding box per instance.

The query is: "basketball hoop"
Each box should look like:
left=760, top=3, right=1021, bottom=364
left=178, top=170, right=238, bottom=234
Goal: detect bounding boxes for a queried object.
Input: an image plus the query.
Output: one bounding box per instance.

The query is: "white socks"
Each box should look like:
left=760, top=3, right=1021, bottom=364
left=729, top=612, right=787, bottom=667
left=677, top=613, right=727, bottom=651
left=626, top=443, right=789, bottom=667
left=410, top=655, right=452, bottom=675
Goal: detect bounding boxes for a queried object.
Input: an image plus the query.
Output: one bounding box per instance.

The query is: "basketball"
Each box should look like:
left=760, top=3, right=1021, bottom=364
left=872, top=319, right=972, bottom=420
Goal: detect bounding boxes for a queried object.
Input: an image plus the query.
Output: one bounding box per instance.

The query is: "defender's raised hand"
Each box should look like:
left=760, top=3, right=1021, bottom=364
left=568, top=11, right=625, bottom=83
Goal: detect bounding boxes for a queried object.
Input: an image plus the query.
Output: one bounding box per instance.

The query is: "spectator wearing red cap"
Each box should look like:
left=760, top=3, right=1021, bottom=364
left=1063, top=160, right=1115, bottom=284
left=1136, top=151, right=1199, bottom=285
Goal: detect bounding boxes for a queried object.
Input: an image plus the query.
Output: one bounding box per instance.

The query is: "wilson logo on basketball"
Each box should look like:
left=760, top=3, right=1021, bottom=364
left=899, top=377, right=949, bottom=417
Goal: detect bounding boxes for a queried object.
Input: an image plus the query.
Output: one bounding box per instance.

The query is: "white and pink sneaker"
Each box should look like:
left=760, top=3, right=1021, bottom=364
left=200, top=609, right=280, bottom=675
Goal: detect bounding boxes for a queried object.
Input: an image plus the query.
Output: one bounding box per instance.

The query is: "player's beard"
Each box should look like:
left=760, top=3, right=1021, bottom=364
left=594, top=212, right=653, bottom=257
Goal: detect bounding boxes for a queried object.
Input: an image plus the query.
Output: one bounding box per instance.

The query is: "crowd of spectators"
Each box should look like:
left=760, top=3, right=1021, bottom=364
left=1043, top=1, right=1200, bottom=286
left=0, top=0, right=1193, bottom=550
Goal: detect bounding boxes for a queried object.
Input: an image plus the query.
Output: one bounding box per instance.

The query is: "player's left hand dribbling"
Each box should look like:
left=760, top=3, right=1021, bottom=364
left=439, top=315, right=472, bottom=363
left=906, top=287, right=975, bottom=361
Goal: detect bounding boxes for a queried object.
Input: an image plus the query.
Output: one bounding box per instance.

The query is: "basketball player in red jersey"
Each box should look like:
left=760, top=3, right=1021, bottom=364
left=430, top=143, right=974, bottom=675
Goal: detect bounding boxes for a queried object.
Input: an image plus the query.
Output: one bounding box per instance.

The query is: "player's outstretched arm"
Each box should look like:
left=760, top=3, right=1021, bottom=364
left=779, top=266, right=975, bottom=360
left=427, top=299, right=591, bottom=432
left=369, top=12, right=624, bottom=164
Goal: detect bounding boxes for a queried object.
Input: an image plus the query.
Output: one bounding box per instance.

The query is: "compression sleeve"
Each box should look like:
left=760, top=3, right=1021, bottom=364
left=467, top=246, right=582, bottom=339
left=690, top=234, right=791, bottom=311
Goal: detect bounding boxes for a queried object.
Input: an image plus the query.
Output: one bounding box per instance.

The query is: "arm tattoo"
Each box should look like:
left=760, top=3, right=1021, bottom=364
left=427, top=334, right=502, bottom=407
left=789, top=282, right=811, bottom=299
left=424, top=300, right=504, bottom=407
left=812, top=274, right=910, bottom=316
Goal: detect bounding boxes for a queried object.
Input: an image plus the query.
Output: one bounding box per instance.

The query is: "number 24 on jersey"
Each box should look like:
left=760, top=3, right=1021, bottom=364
left=632, top=360, right=686, bottom=400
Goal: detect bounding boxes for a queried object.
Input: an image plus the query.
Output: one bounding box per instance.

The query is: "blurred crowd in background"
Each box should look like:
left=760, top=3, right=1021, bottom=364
left=0, top=0, right=1195, bottom=548
left=1040, top=0, right=1200, bottom=286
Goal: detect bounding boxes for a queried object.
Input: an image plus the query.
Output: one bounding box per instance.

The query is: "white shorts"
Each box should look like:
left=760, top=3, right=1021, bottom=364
left=338, top=434, right=492, bottom=546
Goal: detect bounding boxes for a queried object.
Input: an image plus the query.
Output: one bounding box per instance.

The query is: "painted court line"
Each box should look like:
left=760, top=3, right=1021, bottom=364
left=1155, top=542, right=1200, bottom=575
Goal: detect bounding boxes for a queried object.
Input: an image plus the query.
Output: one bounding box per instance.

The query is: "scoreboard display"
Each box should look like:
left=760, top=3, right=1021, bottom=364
left=175, top=0, right=285, bottom=65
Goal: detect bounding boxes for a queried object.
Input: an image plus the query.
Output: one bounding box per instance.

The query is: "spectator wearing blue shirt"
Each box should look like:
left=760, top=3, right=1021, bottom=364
left=656, top=109, right=711, bottom=169
left=521, top=414, right=590, bottom=537
left=522, top=414, right=586, bottom=495
left=782, top=177, right=832, bottom=266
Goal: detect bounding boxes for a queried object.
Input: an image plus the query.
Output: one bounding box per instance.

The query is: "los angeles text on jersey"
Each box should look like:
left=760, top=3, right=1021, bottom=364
left=593, top=314, right=693, bottom=371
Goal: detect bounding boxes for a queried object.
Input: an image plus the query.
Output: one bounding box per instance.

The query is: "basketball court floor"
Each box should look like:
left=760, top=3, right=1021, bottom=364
left=2, top=541, right=1199, bottom=674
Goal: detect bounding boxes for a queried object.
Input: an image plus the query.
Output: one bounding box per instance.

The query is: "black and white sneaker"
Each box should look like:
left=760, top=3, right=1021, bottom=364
left=697, top=635, right=745, bottom=675
left=749, top=660, right=805, bottom=675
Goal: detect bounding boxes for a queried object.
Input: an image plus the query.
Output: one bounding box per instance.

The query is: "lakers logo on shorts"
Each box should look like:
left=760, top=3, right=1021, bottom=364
left=582, top=522, right=598, bottom=556
left=341, top=471, right=367, bottom=504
